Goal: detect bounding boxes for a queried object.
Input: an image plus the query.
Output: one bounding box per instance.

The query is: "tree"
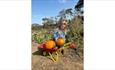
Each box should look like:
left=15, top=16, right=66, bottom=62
left=42, top=17, right=55, bottom=25
left=32, top=23, right=42, bottom=30
left=58, top=9, right=66, bottom=19
left=74, top=0, right=84, bottom=20
left=42, top=17, right=55, bottom=28
left=75, top=0, right=83, bottom=11
left=65, top=8, right=73, bottom=16
left=57, top=8, right=74, bottom=21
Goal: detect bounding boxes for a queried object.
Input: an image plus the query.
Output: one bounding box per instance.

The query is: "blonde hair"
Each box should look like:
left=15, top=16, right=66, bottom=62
left=57, top=20, right=68, bottom=29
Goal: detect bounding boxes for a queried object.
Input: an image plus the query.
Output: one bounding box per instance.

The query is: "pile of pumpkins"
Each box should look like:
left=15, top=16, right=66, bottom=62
left=45, top=37, right=65, bottom=49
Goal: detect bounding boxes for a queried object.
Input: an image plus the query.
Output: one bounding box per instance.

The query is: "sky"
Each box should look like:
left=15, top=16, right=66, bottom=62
left=32, top=0, right=78, bottom=25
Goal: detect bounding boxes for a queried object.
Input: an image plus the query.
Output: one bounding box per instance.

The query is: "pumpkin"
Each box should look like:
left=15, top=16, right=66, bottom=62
left=45, top=40, right=56, bottom=49
left=56, top=37, right=65, bottom=46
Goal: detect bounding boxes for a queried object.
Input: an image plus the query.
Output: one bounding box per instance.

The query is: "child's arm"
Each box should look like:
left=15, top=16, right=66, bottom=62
left=51, top=29, right=59, bottom=41
left=53, top=32, right=58, bottom=41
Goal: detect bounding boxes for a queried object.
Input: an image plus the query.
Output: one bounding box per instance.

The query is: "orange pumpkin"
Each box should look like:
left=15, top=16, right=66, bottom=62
left=45, top=40, right=56, bottom=49
left=56, top=37, right=65, bottom=46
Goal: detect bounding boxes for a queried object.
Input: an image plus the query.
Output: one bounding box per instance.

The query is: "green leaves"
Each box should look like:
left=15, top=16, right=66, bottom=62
left=32, top=29, right=53, bottom=44
left=36, top=36, right=43, bottom=44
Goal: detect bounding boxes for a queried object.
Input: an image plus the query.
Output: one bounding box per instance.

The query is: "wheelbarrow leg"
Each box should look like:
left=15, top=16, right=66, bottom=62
left=55, top=51, right=59, bottom=61
left=47, top=52, right=56, bottom=62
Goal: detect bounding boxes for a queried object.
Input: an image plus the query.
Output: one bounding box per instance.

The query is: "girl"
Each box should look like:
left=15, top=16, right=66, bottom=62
left=52, top=19, right=69, bottom=54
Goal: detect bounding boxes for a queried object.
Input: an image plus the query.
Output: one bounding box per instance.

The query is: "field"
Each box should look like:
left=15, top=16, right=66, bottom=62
left=32, top=15, right=83, bottom=70
left=32, top=41, right=83, bottom=70
left=32, top=0, right=83, bottom=69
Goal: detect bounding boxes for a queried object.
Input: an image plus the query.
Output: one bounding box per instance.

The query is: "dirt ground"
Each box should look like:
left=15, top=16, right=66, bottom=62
left=32, top=42, right=83, bottom=70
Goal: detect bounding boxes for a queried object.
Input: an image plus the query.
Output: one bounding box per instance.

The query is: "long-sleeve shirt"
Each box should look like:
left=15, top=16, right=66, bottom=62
left=52, top=28, right=69, bottom=49
left=52, top=28, right=66, bottom=41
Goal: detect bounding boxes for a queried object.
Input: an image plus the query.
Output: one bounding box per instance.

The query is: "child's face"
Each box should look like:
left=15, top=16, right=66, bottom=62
left=60, top=21, right=67, bottom=30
